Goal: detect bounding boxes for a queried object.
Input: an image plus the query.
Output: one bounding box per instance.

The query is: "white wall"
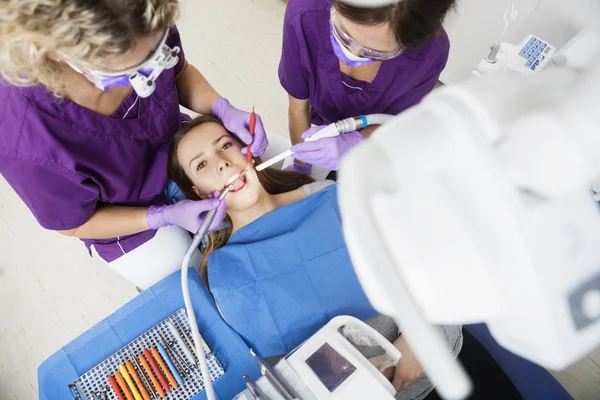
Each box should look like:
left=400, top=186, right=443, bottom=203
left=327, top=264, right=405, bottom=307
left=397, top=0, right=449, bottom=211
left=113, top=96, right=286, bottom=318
left=441, top=0, right=592, bottom=84
left=515, top=0, right=595, bottom=49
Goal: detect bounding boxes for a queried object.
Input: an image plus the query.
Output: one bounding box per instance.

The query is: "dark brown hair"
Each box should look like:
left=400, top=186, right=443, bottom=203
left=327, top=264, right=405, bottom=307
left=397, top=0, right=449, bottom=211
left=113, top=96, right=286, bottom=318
left=168, top=115, right=314, bottom=283
left=333, top=0, right=456, bottom=49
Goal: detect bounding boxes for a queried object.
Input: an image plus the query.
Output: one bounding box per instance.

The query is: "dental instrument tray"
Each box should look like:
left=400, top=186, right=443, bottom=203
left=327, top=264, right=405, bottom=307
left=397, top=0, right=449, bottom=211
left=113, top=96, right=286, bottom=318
left=68, top=308, right=225, bottom=400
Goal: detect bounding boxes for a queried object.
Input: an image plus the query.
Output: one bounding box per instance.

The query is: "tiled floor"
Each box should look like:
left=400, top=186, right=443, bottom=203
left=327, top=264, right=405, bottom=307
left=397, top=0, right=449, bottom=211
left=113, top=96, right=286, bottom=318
left=1, top=0, right=599, bottom=399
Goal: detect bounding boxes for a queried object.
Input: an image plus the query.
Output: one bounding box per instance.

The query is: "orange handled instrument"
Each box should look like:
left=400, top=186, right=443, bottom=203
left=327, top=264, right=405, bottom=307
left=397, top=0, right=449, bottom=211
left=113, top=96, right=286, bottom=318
left=144, top=348, right=170, bottom=393
left=151, top=347, right=179, bottom=389
left=114, top=370, right=135, bottom=400
left=126, top=360, right=152, bottom=400
left=139, top=353, right=166, bottom=399
left=247, top=106, right=256, bottom=162
left=119, top=364, right=143, bottom=400
left=106, top=372, right=126, bottom=400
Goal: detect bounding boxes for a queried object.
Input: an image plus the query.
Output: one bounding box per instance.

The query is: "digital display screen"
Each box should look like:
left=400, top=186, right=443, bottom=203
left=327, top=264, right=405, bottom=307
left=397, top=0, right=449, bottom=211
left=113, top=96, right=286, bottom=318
left=305, top=343, right=356, bottom=392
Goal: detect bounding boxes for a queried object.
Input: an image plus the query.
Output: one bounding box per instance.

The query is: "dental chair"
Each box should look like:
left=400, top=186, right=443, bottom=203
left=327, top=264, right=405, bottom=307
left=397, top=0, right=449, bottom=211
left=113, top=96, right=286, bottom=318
left=464, top=324, right=572, bottom=399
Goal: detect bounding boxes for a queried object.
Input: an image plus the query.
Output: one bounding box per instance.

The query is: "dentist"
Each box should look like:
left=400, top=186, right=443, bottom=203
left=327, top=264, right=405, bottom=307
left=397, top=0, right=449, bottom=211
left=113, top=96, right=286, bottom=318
left=280, top=0, right=454, bottom=174
left=0, top=0, right=267, bottom=289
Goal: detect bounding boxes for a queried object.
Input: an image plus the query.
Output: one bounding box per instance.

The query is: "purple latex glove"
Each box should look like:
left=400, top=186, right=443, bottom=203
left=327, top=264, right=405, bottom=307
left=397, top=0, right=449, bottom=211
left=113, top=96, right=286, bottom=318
left=212, top=98, right=268, bottom=157
left=291, top=126, right=364, bottom=170
left=147, top=196, right=226, bottom=233
left=284, top=160, right=312, bottom=176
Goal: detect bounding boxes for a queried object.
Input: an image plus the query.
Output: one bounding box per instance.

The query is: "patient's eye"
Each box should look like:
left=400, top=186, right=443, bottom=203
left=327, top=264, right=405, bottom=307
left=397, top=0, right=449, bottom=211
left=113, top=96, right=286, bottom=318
left=221, top=142, right=233, bottom=151
left=196, top=161, right=207, bottom=170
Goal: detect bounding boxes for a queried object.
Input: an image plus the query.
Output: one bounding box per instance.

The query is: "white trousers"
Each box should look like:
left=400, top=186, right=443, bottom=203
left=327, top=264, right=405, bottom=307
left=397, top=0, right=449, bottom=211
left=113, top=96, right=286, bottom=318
left=92, top=225, right=201, bottom=290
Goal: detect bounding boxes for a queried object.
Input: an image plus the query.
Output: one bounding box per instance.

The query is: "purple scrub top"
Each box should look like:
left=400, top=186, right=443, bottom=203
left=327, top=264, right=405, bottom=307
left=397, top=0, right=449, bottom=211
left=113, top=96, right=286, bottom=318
left=0, top=28, right=188, bottom=262
left=279, top=0, right=450, bottom=126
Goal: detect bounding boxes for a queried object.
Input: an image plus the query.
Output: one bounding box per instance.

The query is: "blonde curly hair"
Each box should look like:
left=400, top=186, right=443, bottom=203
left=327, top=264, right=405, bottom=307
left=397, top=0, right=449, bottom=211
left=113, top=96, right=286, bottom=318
left=0, top=0, right=180, bottom=93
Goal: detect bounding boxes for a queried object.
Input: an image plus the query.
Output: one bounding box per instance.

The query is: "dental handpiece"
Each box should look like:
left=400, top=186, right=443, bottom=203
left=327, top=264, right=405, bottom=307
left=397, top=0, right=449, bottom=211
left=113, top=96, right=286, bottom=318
left=180, top=182, right=236, bottom=400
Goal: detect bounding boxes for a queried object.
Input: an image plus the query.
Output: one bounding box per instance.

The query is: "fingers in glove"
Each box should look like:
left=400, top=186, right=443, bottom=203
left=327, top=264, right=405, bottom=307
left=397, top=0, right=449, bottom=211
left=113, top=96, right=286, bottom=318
left=234, top=125, right=252, bottom=145
left=207, top=190, right=221, bottom=200
left=291, top=140, right=325, bottom=153
left=208, top=200, right=227, bottom=231
left=300, top=125, right=325, bottom=140
left=249, top=114, right=268, bottom=156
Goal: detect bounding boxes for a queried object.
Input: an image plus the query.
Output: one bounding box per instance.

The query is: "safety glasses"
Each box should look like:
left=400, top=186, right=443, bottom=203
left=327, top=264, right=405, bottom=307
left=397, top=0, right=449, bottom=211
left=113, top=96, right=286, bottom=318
left=83, top=29, right=172, bottom=77
left=330, top=7, right=405, bottom=61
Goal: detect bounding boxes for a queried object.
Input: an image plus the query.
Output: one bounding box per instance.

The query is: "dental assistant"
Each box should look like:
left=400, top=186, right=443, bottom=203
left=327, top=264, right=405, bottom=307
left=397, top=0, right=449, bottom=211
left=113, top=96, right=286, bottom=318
left=280, top=0, right=454, bottom=174
left=0, top=0, right=267, bottom=289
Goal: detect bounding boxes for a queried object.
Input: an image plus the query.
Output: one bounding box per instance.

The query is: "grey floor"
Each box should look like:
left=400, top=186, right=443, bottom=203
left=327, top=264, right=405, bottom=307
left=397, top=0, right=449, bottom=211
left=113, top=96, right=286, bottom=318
left=1, top=0, right=599, bottom=399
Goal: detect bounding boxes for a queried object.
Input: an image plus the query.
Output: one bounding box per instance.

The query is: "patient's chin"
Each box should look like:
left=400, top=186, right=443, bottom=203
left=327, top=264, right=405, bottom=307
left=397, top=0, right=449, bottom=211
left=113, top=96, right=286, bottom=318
left=225, top=189, right=260, bottom=212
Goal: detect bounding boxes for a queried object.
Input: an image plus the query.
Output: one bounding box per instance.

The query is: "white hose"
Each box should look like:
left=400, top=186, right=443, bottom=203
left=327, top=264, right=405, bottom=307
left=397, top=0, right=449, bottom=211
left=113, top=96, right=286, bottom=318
left=181, top=243, right=216, bottom=400
left=181, top=186, right=232, bottom=400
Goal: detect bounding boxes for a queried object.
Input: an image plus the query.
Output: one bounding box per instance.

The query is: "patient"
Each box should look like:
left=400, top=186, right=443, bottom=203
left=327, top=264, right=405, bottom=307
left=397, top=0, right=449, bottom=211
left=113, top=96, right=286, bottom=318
left=168, top=117, right=518, bottom=400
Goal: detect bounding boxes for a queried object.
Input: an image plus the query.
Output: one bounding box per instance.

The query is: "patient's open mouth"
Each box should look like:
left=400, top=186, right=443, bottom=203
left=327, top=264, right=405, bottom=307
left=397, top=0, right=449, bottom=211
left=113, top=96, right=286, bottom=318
left=225, top=165, right=250, bottom=193
left=230, top=174, right=247, bottom=192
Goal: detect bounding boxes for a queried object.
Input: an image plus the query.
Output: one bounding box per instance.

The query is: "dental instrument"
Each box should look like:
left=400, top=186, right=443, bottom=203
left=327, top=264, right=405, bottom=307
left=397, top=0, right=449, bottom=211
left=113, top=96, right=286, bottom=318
left=143, top=348, right=170, bottom=393
left=114, top=370, right=135, bottom=400
left=256, top=114, right=393, bottom=171
left=249, top=348, right=297, bottom=400
left=243, top=374, right=264, bottom=399
left=151, top=346, right=180, bottom=389
left=158, top=332, right=191, bottom=378
left=103, top=366, right=126, bottom=400
left=166, top=320, right=196, bottom=366
left=138, top=353, right=166, bottom=399
left=248, top=107, right=256, bottom=162
left=181, top=181, right=239, bottom=400
left=127, top=349, right=157, bottom=399
left=125, top=359, right=153, bottom=400
left=119, top=364, right=143, bottom=400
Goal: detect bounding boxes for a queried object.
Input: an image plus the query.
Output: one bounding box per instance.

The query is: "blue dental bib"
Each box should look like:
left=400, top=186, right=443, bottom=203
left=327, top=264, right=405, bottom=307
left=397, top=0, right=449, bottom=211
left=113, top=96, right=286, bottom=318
left=208, top=185, right=378, bottom=357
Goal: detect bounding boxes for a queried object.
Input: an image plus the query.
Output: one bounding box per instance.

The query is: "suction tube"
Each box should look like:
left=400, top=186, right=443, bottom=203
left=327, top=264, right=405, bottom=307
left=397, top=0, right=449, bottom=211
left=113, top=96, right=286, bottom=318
left=257, top=114, right=394, bottom=171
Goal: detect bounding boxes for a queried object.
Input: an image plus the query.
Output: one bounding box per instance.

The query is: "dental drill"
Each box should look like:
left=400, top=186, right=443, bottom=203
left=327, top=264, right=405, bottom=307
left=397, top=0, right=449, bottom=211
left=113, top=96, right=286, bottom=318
left=256, top=114, right=393, bottom=171
left=181, top=166, right=249, bottom=400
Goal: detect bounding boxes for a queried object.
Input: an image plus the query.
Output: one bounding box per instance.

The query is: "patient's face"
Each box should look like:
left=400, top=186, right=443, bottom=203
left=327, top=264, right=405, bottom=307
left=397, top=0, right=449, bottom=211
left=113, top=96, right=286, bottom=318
left=177, top=122, right=262, bottom=211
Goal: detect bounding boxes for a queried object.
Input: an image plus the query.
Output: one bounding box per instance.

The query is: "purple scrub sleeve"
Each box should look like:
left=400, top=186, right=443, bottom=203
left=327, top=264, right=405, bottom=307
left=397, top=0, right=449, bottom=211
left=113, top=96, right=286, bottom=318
left=279, top=0, right=450, bottom=126
left=0, top=27, right=189, bottom=262
left=279, top=11, right=311, bottom=100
